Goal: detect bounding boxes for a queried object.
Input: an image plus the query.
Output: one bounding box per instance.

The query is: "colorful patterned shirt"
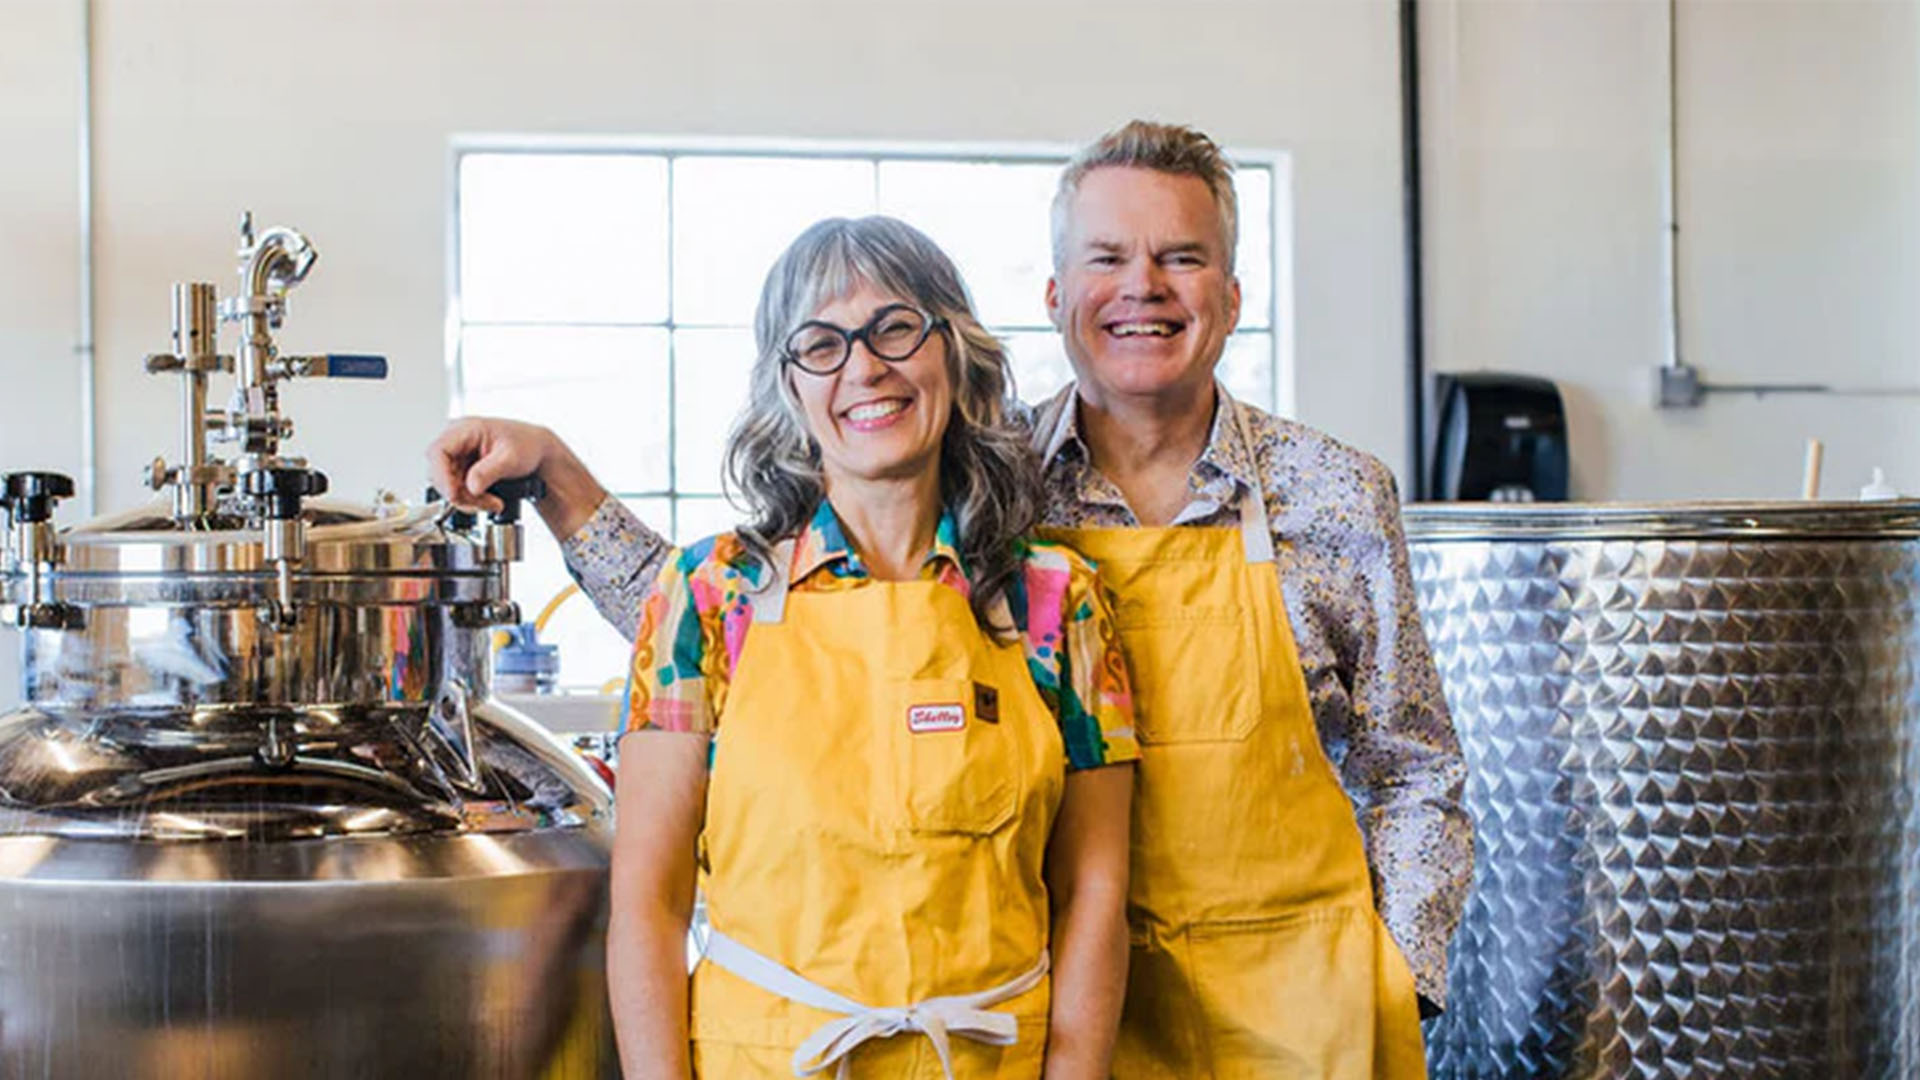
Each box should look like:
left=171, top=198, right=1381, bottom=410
left=620, top=500, right=1139, bottom=774
left=564, top=385, right=1469, bottom=1008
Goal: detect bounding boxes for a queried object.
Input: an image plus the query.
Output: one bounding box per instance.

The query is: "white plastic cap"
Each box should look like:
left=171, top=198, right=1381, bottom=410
left=1859, top=467, right=1901, bottom=501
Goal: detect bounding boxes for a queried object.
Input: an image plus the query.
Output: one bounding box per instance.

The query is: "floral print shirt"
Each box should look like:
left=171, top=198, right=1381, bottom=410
left=564, top=385, right=1469, bottom=1009
left=621, top=499, right=1139, bottom=774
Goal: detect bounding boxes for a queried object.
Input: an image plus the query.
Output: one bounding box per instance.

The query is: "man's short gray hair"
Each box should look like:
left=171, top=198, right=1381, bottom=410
left=1050, top=120, right=1239, bottom=272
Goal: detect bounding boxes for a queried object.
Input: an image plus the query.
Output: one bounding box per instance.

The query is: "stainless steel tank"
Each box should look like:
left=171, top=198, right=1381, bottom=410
left=1407, top=502, right=1920, bottom=1080
left=0, top=219, right=616, bottom=1078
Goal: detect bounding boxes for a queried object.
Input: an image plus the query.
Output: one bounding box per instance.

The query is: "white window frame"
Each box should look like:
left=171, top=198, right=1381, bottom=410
left=445, top=133, right=1296, bottom=542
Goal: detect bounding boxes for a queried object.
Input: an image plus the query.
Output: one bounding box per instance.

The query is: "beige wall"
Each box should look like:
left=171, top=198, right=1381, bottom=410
left=6, top=0, right=1920, bottom=538
left=1421, top=0, right=1920, bottom=501
left=1, top=0, right=82, bottom=486
left=45, top=0, right=1407, bottom=513
left=1, top=0, right=83, bottom=694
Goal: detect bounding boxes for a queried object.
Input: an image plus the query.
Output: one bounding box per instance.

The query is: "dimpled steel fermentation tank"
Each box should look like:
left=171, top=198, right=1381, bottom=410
left=1408, top=502, right=1920, bottom=1080
left=0, top=222, right=617, bottom=1078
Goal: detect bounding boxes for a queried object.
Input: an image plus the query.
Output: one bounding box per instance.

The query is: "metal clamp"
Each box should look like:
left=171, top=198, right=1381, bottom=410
left=243, top=466, right=328, bottom=632
left=2, top=472, right=81, bottom=630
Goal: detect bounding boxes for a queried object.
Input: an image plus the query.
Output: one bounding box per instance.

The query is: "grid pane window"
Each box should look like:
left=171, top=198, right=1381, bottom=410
left=458, top=154, right=669, bottom=323
left=671, top=157, right=875, bottom=325
left=454, top=147, right=1285, bottom=688
left=877, top=160, right=1060, bottom=328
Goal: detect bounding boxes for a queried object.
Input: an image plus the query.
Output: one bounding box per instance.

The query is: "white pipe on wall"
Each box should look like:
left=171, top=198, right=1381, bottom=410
left=1661, top=0, right=1683, bottom=376
left=76, top=0, right=96, bottom=515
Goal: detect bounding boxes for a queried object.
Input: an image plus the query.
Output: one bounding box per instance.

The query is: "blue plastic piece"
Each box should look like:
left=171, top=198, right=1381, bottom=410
left=494, top=622, right=560, bottom=691
left=323, top=354, right=389, bottom=379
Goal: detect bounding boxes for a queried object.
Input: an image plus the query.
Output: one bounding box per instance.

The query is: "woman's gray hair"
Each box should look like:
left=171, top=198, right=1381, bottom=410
left=723, top=216, right=1041, bottom=635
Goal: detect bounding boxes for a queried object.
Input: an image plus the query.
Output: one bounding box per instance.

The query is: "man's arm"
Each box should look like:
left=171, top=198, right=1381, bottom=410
left=1338, top=456, right=1472, bottom=1015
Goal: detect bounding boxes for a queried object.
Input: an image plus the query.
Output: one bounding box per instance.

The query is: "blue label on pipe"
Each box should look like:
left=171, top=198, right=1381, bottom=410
left=325, top=354, right=389, bottom=379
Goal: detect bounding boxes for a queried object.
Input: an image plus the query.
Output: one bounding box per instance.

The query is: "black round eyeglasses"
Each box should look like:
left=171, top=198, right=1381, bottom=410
left=782, top=304, right=948, bottom=375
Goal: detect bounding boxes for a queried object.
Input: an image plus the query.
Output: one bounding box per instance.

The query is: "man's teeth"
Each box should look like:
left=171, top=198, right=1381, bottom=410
left=1110, top=322, right=1178, bottom=337
left=846, top=400, right=908, bottom=422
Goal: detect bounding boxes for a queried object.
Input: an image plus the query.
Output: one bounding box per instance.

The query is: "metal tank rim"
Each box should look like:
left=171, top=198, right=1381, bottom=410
left=1404, top=499, right=1920, bottom=541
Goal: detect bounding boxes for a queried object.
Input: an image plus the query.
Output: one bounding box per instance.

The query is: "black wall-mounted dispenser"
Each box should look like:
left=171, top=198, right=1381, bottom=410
left=1429, top=373, right=1570, bottom=502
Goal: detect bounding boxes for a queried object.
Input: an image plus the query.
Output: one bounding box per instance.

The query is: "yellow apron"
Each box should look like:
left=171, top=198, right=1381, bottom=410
left=1038, top=397, right=1426, bottom=1079
left=689, top=539, right=1066, bottom=1079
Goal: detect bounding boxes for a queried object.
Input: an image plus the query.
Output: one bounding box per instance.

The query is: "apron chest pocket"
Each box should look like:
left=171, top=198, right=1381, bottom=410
left=1113, top=604, right=1264, bottom=744
left=887, top=678, right=1019, bottom=836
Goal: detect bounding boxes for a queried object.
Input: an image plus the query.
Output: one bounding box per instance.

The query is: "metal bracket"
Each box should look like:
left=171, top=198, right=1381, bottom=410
left=451, top=600, right=520, bottom=629
left=426, top=682, right=486, bottom=793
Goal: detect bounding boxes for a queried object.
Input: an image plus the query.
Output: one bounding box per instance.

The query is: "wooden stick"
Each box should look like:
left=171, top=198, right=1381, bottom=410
left=1802, top=438, right=1825, bottom=500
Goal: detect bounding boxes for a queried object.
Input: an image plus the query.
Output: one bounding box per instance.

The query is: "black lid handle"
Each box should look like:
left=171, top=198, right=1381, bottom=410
left=485, top=475, right=546, bottom=525
left=2, top=472, right=76, bottom=524
left=244, top=468, right=329, bottom=520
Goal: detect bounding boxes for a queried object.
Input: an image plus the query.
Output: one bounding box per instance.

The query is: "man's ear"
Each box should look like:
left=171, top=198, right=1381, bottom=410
left=1044, top=276, right=1064, bottom=330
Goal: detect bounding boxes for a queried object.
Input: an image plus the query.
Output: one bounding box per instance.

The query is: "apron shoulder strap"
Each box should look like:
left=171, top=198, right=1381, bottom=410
left=750, top=538, right=799, bottom=625
left=1029, top=387, right=1078, bottom=462
left=1223, top=386, right=1275, bottom=565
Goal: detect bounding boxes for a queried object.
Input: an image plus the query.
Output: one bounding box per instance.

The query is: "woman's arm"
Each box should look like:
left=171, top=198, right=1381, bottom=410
left=607, top=731, right=710, bottom=1080
left=428, top=417, right=674, bottom=637
left=426, top=417, right=609, bottom=540
left=1041, top=763, right=1133, bottom=1078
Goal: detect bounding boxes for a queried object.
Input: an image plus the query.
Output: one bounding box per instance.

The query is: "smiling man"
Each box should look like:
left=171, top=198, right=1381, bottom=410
left=428, top=120, right=1469, bottom=1078
left=1022, top=122, right=1466, bottom=1077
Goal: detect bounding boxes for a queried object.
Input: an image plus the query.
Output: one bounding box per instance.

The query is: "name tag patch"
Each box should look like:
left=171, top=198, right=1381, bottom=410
left=907, top=703, right=966, bottom=734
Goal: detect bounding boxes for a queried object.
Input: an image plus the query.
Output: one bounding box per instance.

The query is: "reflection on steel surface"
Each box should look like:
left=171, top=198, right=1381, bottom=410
left=0, top=694, right=618, bottom=1079
left=0, top=221, right=617, bottom=1078
left=1408, top=503, right=1920, bottom=1079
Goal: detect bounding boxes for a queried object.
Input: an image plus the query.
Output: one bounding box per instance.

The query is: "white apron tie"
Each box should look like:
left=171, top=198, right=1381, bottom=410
left=701, top=927, right=1049, bottom=1079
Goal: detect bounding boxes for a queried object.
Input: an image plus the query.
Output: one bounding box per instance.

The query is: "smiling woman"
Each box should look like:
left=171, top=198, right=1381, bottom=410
left=603, top=215, right=1140, bottom=1079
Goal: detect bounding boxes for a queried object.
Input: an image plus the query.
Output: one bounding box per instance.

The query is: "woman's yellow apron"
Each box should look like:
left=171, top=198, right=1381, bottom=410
left=1038, top=395, right=1426, bottom=1079
left=688, top=541, right=1066, bottom=1079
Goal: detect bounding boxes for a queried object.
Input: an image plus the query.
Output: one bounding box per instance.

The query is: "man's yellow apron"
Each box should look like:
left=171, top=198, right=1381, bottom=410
left=687, top=540, right=1065, bottom=1079
left=1039, top=397, right=1427, bottom=1079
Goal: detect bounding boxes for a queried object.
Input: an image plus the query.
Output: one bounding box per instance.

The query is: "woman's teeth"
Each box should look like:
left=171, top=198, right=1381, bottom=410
left=846, top=400, right=908, bottom=422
